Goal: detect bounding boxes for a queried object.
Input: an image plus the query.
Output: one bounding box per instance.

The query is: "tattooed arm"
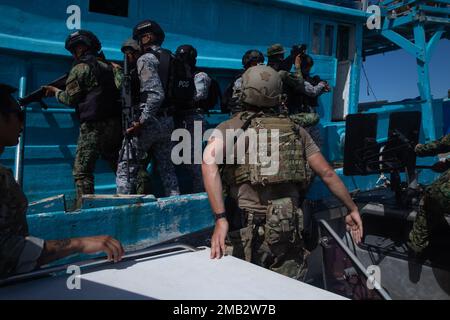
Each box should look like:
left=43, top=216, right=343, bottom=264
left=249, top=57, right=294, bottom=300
left=37, top=236, right=125, bottom=267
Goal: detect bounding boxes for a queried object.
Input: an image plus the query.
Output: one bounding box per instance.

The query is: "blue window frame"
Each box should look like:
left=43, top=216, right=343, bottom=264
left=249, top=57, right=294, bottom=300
left=311, top=20, right=337, bottom=57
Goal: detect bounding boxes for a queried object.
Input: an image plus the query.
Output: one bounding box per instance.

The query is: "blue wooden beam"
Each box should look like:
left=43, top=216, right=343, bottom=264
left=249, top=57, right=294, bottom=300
left=414, top=23, right=436, bottom=141
left=426, top=28, right=445, bottom=61
left=381, top=29, right=423, bottom=61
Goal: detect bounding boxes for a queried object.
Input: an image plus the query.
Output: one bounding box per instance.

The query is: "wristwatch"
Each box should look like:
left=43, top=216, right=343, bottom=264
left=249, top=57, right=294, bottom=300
left=213, top=212, right=227, bottom=222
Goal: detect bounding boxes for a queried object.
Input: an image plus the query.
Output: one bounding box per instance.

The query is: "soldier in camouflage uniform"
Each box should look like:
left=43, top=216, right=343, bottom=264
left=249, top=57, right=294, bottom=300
left=116, top=20, right=180, bottom=196
left=222, top=50, right=265, bottom=115
left=173, top=44, right=211, bottom=193
left=0, top=84, right=124, bottom=278
left=408, top=134, right=450, bottom=254
left=267, top=44, right=329, bottom=149
left=119, top=38, right=153, bottom=195
left=202, top=66, right=363, bottom=280
left=44, top=30, right=123, bottom=209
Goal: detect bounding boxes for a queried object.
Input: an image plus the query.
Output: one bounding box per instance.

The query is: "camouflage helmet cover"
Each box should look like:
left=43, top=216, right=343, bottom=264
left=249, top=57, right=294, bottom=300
left=240, top=65, right=284, bottom=108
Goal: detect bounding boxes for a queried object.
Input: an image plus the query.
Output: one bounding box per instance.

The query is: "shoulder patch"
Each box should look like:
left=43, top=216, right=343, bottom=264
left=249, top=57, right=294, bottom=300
left=66, top=79, right=82, bottom=97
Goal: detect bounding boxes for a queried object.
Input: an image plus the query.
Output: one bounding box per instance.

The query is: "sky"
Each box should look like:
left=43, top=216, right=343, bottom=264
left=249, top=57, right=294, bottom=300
left=359, top=39, right=450, bottom=103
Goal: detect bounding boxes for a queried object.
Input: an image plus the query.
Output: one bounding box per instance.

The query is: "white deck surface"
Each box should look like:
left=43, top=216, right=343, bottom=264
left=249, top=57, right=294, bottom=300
left=0, top=249, right=345, bottom=300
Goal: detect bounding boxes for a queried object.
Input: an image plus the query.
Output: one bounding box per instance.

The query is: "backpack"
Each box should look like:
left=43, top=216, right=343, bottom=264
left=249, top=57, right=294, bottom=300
left=196, top=74, right=222, bottom=112
left=169, top=56, right=196, bottom=109
left=221, top=72, right=243, bottom=114
left=147, top=48, right=196, bottom=110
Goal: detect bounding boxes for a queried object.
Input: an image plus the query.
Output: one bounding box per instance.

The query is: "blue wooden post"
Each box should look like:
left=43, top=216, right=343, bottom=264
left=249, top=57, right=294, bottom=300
left=381, top=14, right=446, bottom=142
left=414, top=23, right=436, bottom=141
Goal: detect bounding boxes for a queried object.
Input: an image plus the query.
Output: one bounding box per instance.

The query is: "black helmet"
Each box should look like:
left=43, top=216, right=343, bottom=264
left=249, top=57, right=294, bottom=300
left=133, top=20, right=165, bottom=46
left=65, top=30, right=101, bottom=53
left=175, top=44, right=197, bottom=66
left=242, top=50, right=265, bottom=69
left=0, top=84, right=22, bottom=115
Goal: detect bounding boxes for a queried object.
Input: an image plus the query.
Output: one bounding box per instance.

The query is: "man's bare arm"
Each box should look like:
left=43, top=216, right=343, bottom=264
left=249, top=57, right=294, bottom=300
left=37, top=239, right=78, bottom=267
left=308, top=152, right=363, bottom=243
left=202, top=138, right=229, bottom=259
left=37, top=236, right=125, bottom=267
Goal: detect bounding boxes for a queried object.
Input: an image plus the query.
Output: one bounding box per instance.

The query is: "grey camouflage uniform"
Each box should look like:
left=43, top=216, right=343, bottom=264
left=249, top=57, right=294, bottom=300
left=0, top=165, right=44, bottom=277
left=175, top=71, right=211, bottom=193
left=116, top=46, right=180, bottom=196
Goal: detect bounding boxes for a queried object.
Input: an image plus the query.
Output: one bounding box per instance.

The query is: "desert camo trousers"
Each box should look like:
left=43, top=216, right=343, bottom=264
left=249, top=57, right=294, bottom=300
left=225, top=197, right=307, bottom=280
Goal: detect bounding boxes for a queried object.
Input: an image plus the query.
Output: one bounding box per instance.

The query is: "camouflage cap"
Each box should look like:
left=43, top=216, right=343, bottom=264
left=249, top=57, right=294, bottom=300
left=0, top=84, right=21, bottom=114
left=121, top=38, right=141, bottom=53
left=267, top=44, right=285, bottom=57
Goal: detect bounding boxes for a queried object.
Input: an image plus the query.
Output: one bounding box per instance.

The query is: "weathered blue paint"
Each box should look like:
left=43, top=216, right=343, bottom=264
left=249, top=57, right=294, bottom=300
left=0, top=0, right=373, bottom=201
left=28, top=193, right=214, bottom=252
left=0, top=1, right=447, bottom=256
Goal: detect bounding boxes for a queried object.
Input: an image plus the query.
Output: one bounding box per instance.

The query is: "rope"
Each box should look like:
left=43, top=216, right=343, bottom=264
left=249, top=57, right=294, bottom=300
left=362, top=62, right=378, bottom=101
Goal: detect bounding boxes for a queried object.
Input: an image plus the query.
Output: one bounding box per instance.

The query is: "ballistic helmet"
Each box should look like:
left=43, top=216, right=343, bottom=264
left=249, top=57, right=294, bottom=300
left=242, top=50, right=265, bottom=69
left=240, top=65, right=284, bottom=108
left=175, top=44, right=197, bottom=66
left=0, top=84, right=22, bottom=117
left=133, top=20, right=165, bottom=46
left=65, top=30, right=101, bottom=53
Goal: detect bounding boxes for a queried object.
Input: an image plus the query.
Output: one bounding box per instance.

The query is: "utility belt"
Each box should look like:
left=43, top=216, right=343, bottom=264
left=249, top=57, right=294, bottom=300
left=229, top=197, right=303, bottom=241
left=226, top=197, right=304, bottom=263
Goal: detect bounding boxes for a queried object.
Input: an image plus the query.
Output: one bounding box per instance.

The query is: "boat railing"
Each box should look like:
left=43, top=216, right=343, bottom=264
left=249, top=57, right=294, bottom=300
left=0, top=243, right=201, bottom=287
left=318, top=219, right=393, bottom=300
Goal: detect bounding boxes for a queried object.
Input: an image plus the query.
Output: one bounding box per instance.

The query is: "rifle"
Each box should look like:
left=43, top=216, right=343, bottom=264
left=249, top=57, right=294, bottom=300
left=279, top=44, right=307, bottom=72
left=118, top=55, right=136, bottom=185
left=18, top=74, right=68, bottom=109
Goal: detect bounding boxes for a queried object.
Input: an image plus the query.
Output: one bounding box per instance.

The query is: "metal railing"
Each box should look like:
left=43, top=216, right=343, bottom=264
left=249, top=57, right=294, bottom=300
left=319, top=219, right=393, bottom=300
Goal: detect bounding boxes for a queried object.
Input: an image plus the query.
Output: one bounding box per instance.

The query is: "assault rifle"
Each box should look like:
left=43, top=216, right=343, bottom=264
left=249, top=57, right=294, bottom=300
left=18, top=74, right=68, bottom=109
left=118, top=54, right=136, bottom=184
left=279, top=44, right=308, bottom=72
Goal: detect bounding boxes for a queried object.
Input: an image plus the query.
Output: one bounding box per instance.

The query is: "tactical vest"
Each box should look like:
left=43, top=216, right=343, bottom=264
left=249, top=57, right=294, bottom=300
left=224, top=112, right=308, bottom=189
left=74, top=55, right=121, bottom=123
left=144, top=47, right=196, bottom=111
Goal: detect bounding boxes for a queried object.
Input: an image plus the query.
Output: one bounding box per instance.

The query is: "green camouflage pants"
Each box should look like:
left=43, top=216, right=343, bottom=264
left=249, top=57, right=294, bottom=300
left=73, top=118, right=123, bottom=208
left=408, top=169, right=450, bottom=253
left=225, top=198, right=307, bottom=280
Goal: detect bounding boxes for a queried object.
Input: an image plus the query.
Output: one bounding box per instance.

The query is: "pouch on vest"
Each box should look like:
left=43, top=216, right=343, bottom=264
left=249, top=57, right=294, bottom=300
left=233, top=114, right=308, bottom=188
left=226, top=225, right=253, bottom=262
left=265, top=198, right=298, bottom=246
